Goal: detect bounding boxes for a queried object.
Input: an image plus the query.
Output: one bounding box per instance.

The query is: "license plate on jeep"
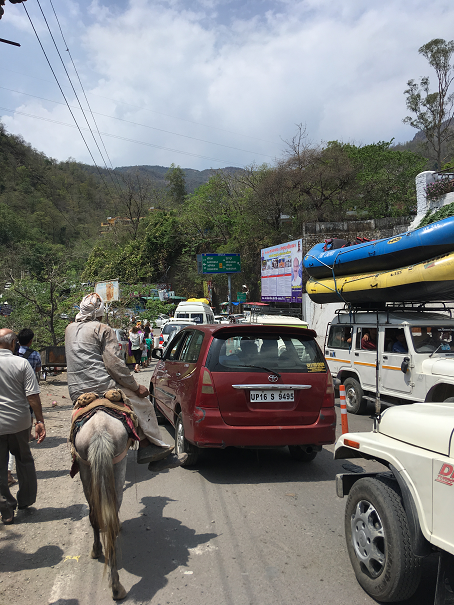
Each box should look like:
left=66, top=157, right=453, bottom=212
left=250, top=390, right=294, bottom=402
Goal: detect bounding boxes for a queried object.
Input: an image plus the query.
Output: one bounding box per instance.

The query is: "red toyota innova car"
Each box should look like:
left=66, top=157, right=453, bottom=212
left=150, top=324, right=335, bottom=465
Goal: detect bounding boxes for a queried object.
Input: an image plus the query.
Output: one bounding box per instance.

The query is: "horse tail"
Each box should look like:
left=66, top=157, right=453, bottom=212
left=88, top=429, right=120, bottom=568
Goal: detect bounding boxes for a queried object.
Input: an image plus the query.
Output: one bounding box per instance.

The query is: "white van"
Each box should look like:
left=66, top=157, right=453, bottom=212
left=173, top=300, right=215, bottom=324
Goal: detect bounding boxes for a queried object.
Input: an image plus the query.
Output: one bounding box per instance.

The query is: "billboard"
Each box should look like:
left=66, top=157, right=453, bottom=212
left=95, top=279, right=119, bottom=303
left=261, top=239, right=302, bottom=303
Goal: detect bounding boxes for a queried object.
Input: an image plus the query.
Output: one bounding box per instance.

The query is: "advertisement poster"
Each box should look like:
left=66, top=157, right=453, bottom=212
left=260, top=239, right=302, bottom=303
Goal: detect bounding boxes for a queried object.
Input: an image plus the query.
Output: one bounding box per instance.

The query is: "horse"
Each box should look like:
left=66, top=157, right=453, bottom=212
left=74, top=409, right=130, bottom=600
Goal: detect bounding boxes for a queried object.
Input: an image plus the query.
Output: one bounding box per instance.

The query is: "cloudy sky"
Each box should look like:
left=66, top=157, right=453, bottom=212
left=0, top=0, right=453, bottom=171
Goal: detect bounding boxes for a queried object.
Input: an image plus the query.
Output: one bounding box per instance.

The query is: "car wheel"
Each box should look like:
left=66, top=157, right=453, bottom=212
left=343, top=377, right=367, bottom=415
left=345, top=476, right=420, bottom=603
left=288, top=446, right=318, bottom=462
left=175, top=413, right=200, bottom=466
left=444, top=396, right=454, bottom=402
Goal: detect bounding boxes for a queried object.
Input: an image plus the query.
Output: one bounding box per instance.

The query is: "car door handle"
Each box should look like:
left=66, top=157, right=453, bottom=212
left=176, top=372, right=181, bottom=377
left=383, top=355, right=388, bottom=360
left=354, top=352, right=359, bottom=356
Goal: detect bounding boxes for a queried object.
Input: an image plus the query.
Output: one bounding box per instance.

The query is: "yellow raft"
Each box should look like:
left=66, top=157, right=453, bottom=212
left=306, top=252, right=454, bottom=304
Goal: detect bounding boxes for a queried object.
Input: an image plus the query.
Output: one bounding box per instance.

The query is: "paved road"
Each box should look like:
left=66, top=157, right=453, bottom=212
left=2, top=363, right=439, bottom=605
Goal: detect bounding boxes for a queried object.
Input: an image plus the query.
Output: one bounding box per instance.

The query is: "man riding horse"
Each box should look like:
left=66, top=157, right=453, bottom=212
left=65, top=293, right=187, bottom=471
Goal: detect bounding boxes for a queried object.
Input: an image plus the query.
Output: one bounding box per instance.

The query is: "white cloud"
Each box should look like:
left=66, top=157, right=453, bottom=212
left=1, top=0, right=454, bottom=169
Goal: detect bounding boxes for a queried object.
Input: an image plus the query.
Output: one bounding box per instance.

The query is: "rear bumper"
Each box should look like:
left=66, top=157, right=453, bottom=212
left=185, top=406, right=337, bottom=448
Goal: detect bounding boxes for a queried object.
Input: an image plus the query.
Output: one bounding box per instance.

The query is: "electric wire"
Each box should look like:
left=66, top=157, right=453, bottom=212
left=22, top=4, right=116, bottom=201
left=0, top=66, right=279, bottom=144
left=0, top=106, right=244, bottom=165
left=47, top=0, right=124, bottom=193
left=0, top=86, right=275, bottom=159
left=34, top=0, right=122, bottom=196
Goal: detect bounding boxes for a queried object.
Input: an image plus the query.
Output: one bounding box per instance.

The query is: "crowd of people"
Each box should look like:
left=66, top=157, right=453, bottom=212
left=128, top=320, right=153, bottom=373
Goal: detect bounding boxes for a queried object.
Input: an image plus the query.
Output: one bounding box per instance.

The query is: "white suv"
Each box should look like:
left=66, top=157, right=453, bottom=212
left=325, top=309, right=454, bottom=413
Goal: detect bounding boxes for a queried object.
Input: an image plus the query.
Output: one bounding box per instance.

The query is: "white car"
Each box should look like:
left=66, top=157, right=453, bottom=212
left=157, top=320, right=196, bottom=348
left=325, top=308, right=454, bottom=414
left=113, top=328, right=129, bottom=362
left=154, top=314, right=170, bottom=328
left=335, top=402, right=454, bottom=603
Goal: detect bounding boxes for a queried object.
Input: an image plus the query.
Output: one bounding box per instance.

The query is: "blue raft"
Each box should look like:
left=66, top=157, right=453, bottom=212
left=303, top=217, right=454, bottom=280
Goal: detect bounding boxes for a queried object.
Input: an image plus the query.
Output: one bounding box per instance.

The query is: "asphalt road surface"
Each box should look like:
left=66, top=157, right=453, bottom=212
left=0, top=363, right=440, bottom=605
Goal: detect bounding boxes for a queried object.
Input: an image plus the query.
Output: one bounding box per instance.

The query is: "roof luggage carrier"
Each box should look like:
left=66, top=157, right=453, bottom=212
left=334, top=300, right=454, bottom=319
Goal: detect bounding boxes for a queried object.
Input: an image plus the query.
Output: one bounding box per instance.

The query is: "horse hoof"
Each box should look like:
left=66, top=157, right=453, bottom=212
left=91, top=548, right=102, bottom=559
left=112, top=584, right=127, bottom=600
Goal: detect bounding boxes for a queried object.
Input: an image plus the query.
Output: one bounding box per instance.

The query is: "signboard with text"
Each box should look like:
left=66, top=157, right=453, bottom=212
left=197, top=253, right=241, bottom=274
left=95, top=279, right=119, bottom=302
left=261, top=239, right=302, bottom=303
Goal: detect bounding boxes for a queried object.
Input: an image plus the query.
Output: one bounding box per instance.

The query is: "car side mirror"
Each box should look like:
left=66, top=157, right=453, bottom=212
left=151, top=348, right=163, bottom=360
left=401, top=357, right=410, bottom=374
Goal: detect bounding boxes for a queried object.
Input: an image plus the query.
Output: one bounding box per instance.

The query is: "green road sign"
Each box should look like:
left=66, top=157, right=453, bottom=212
left=197, top=253, right=241, bottom=274
left=237, top=292, right=246, bottom=303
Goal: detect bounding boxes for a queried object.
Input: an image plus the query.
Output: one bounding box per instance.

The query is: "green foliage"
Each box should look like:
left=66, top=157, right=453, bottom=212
left=419, top=201, right=454, bottom=227
left=165, top=163, right=187, bottom=206
left=338, top=140, right=426, bottom=217
left=145, top=299, right=176, bottom=320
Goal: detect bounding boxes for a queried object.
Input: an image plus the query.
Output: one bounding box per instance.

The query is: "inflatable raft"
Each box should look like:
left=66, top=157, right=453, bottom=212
left=303, top=217, right=454, bottom=280
left=306, top=252, right=454, bottom=305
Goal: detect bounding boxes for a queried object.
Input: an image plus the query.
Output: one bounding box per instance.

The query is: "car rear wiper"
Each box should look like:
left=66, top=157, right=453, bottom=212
left=233, top=364, right=281, bottom=379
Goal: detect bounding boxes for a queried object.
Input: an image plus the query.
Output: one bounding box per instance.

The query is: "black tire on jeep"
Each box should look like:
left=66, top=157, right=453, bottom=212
left=345, top=475, right=421, bottom=602
left=343, top=377, right=367, bottom=415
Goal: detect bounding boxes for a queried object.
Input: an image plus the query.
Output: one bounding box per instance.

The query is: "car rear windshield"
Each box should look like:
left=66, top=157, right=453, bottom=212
left=163, top=323, right=191, bottom=335
left=206, top=332, right=327, bottom=373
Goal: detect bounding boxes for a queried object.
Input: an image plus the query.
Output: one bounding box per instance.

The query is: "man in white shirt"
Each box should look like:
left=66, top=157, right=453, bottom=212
left=0, top=329, right=46, bottom=525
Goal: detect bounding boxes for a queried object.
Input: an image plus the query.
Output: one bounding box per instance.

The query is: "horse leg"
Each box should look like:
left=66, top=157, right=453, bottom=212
left=89, top=506, right=103, bottom=559
left=109, top=555, right=127, bottom=600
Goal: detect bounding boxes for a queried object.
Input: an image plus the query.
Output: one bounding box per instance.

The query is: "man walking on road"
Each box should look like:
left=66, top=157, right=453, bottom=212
left=65, top=293, right=186, bottom=471
left=0, top=329, right=46, bottom=525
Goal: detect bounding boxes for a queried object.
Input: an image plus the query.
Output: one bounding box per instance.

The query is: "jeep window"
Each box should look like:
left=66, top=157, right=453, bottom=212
left=411, top=327, right=454, bottom=353
left=384, top=328, right=408, bottom=353
left=328, top=326, right=352, bottom=349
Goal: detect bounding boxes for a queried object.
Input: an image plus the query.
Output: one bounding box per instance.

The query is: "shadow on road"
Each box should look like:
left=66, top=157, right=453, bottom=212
left=118, top=495, right=216, bottom=601
left=0, top=532, right=64, bottom=572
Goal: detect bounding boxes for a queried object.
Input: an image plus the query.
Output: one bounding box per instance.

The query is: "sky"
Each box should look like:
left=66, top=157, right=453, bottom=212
left=0, top=0, right=453, bottom=171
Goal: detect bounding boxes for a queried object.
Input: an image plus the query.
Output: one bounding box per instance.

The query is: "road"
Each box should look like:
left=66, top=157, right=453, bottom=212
left=0, top=362, right=439, bottom=605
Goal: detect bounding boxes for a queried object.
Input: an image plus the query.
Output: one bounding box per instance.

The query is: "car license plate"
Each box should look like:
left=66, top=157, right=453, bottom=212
left=250, top=390, right=294, bottom=402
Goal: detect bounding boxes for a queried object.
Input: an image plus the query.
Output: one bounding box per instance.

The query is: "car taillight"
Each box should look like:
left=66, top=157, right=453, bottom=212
left=196, top=367, right=218, bottom=408
left=322, top=371, right=335, bottom=408
left=159, top=334, right=164, bottom=345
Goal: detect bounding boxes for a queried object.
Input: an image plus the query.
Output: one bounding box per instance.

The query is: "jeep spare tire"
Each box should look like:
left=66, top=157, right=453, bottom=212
left=343, top=377, right=367, bottom=415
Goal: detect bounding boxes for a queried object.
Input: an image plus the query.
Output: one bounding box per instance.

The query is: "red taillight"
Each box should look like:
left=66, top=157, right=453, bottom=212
left=322, top=371, right=335, bottom=408
left=159, top=334, right=164, bottom=345
left=196, top=368, right=218, bottom=408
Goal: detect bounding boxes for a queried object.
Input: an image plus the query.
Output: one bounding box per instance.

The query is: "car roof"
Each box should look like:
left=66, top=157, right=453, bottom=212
left=177, top=324, right=317, bottom=338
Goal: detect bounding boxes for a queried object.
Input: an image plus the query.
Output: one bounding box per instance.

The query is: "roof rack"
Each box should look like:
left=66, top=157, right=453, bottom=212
left=335, top=300, right=454, bottom=318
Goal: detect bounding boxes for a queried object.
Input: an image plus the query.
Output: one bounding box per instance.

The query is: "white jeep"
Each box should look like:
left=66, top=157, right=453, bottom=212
left=335, top=403, right=454, bottom=603
left=325, top=309, right=454, bottom=414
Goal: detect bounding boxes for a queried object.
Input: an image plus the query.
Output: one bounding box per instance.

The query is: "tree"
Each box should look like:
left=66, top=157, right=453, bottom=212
left=165, top=164, right=187, bottom=206
left=115, top=172, right=155, bottom=239
left=403, top=38, right=454, bottom=169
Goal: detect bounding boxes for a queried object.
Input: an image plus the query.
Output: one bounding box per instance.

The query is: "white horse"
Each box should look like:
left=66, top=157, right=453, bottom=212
left=75, top=409, right=129, bottom=600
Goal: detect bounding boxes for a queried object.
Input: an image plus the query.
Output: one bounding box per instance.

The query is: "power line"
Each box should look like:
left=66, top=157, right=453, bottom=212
left=0, top=106, right=248, bottom=165
left=0, top=66, right=279, bottom=144
left=22, top=3, right=115, bottom=200
left=34, top=0, right=122, bottom=196
left=0, top=85, right=276, bottom=159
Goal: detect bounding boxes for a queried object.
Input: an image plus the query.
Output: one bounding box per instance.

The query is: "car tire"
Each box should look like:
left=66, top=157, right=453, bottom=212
left=345, top=476, right=420, bottom=603
left=288, top=446, right=318, bottom=462
left=175, top=413, right=200, bottom=466
left=444, top=396, right=454, bottom=402
left=343, top=377, right=367, bottom=415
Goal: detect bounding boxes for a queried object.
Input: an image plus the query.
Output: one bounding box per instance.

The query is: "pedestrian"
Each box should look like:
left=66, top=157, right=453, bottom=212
left=129, top=325, right=143, bottom=373
left=65, top=293, right=186, bottom=471
left=0, top=329, right=46, bottom=525
left=17, top=328, right=42, bottom=441
left=145, top=332, right=153, bottom=366
left=17, top=328, right=42, bottom=377
left=141, top=338, right=148, bottom=368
